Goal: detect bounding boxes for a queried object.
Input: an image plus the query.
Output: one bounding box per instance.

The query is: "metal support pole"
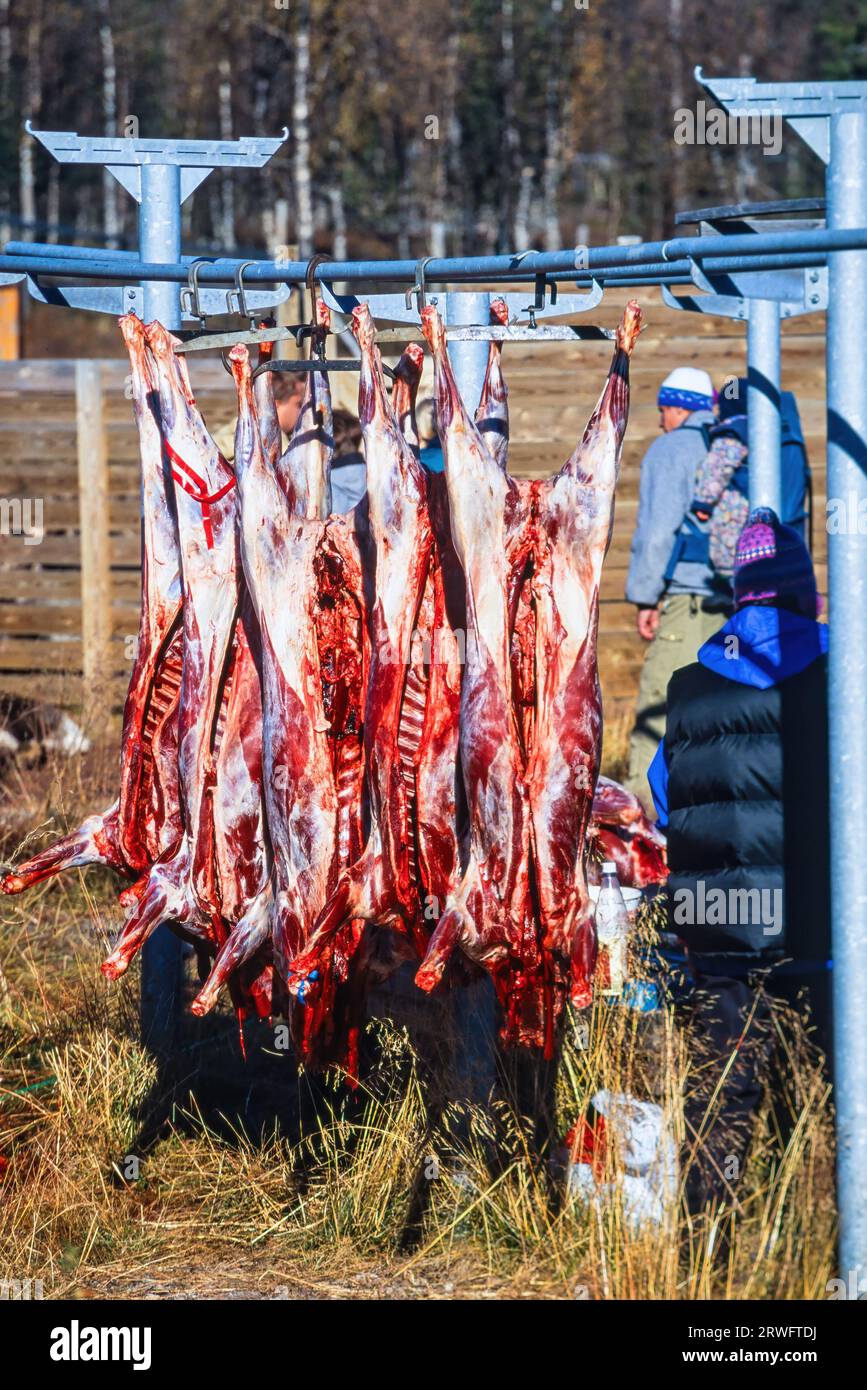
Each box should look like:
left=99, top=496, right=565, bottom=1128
left=138, top=163, right=185, bottom=1055
left=746, top=299, right=782, bottom=513
left=139, top=164, right=182, bottom=330
left=444, top=290, right=497, bottom=1108
left=827, top=108, right=867, bottom=1290
left=444, top=290, right=491, bottom=415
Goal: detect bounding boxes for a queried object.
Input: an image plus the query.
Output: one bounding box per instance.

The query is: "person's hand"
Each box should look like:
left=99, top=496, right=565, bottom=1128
left=637, top=606, right=660, bottom=641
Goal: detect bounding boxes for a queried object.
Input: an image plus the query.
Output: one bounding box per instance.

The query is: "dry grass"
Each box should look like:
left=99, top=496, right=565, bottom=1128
left=0, top=752, right=837, bottom=1301
left=601, top=700, right=633, bottom=783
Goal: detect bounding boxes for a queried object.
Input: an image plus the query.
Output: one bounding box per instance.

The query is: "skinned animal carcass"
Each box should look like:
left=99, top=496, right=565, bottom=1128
left=5, top=298, right=647, bottom=1067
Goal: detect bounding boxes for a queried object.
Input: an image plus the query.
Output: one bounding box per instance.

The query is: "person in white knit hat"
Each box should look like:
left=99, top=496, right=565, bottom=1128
left=625, top=365, right=727, bottom=810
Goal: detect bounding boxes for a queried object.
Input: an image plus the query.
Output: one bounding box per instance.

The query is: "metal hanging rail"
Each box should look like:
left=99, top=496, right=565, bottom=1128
left=3, top=226, right=867, bottom=287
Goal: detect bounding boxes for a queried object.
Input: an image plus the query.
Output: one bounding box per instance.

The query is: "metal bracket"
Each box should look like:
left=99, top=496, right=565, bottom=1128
left=23, top=123, right=289, bottom=328
left=0, top=271, right=146, bottom=316
left=25, top=122, right=289, bottom=203
left=497, top=277, right=604, bottom=325
left=318, top=276, right=605, bottom=333
left=695, top=68, right=867, bottom=166
left=251, top=358, right=368, bottom=378
left=319, top=281, right=440, bottom=326
left=175, top=324, right=278, bottom=353
left=181, top=258, right=293, bottom=329
left=1, top=245, right=293, bottom=321
left=675, top=198, right=827, bottom=227
left=662, top=264, right=828, bottom=320
left=440, top=323, right=613, bottom=341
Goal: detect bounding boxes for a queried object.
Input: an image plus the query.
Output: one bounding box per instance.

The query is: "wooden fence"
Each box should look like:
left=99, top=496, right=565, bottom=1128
left=0, top=288, right=828, bottom=735
left=0, top=356, right=232, bottom=716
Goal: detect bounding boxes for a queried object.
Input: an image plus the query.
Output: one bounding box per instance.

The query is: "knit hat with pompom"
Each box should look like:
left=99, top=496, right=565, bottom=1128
left=733, top=507, right=818, bottom=619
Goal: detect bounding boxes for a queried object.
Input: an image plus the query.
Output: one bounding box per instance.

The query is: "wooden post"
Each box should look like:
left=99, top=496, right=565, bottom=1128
left=277, top=240, right=301, bottom=359
left=0, top=284, right=20, bottom=359
left=75, top=361, right=112, bottom=719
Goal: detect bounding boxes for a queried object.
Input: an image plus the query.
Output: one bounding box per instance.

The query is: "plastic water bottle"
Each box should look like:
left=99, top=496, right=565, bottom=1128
left=595, top=861, right=630, bottom=998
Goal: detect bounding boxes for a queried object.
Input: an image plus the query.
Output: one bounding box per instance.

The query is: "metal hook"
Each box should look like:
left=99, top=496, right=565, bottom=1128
left=226, top=260, right=256, bottom=324
left=405, top=256, right=435, bottom=313
left=533, top=272, right=553, bottom=312
left=522, top=273, right=566, bottom=328
left=304, top=253, right=332, bottom=323
left=525, top=271, right=556, bottom=327
left=180, top=258, right=212, bottom=326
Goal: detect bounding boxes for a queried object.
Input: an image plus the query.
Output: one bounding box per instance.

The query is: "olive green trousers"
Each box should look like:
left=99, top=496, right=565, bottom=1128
left=626, top=593, right=727, bottom=812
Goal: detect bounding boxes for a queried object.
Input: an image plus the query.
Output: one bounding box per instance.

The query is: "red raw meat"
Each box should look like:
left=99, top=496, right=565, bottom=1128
left=102, top=321, right=241, bottom=979
left=210, top=599, right=269, bottom=929
left=7, top=291, right=650, bottom=1067
left=528, top=302, right=643, bottom=1007
left=193, top=329, right=337, bottom=1013
left=415, top=304, right=535, bottom=1019
left=2, top=313, right=183, bottom=896
left=288, top=306, right=434, bottom=991
left=588, top=776, right=668, bottom=889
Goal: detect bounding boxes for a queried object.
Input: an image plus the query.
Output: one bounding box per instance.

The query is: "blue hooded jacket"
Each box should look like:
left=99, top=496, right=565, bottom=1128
left=648, top=605, right=829, bottom=827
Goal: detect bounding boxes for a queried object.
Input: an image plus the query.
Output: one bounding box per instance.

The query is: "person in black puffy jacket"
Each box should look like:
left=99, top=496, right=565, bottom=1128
left=647, top=507, right=830, bottom=1213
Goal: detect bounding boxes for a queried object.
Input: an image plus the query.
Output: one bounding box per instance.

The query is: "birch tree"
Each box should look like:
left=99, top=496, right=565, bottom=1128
left=99, top=0, right=120, bottom=246
left=19, top=4, right=42, bottom=235
left=0, top=0, right=10, bottom=244
left=293, top=0, right=314, bottom=259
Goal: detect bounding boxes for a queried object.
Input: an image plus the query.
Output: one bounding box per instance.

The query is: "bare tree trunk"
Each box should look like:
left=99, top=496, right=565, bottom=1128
left=218, top=57, right=236, bottom=249
left=501, top=0, right=522, bottom=249
left=477, top=206, right=498, bottom=255
left=514, top=164, right=534, bottom=249
left=397, top=162, right=413, bottom=261
left=0, top=0, right=11, bottom=244
left=542, top=0, right=564, bottom=251
left=293, top=0, right=314, bottom=258
left=46, top=163, right=59, bottom=242
left=734, top=50, right=756, bottom=204
left=99, top=0, right=120, bottom=247
left=20, top=8, right=42, bottom=236
left=253, top=75, right=269, bottom=134
left=328, top=184, right=347, bottom=262
left=427, top=23, right=461, bottom=258
left=262, top=196, right=290, bottom=261
left=668, top=0, right=687, bottom=218
left=116, top=72, right=131, bottom=245
left=429, top=28, right=460, bottom=258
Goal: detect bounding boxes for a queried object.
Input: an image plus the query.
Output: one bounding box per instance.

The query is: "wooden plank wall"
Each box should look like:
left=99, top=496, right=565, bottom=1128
left=0, top=287, right=826, bottom=732
left=0, top=356, right=231, bottom=712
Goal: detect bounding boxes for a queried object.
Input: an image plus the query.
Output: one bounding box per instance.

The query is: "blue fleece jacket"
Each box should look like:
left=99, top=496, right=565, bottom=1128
left=625, top=409, right=717, bottom=605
